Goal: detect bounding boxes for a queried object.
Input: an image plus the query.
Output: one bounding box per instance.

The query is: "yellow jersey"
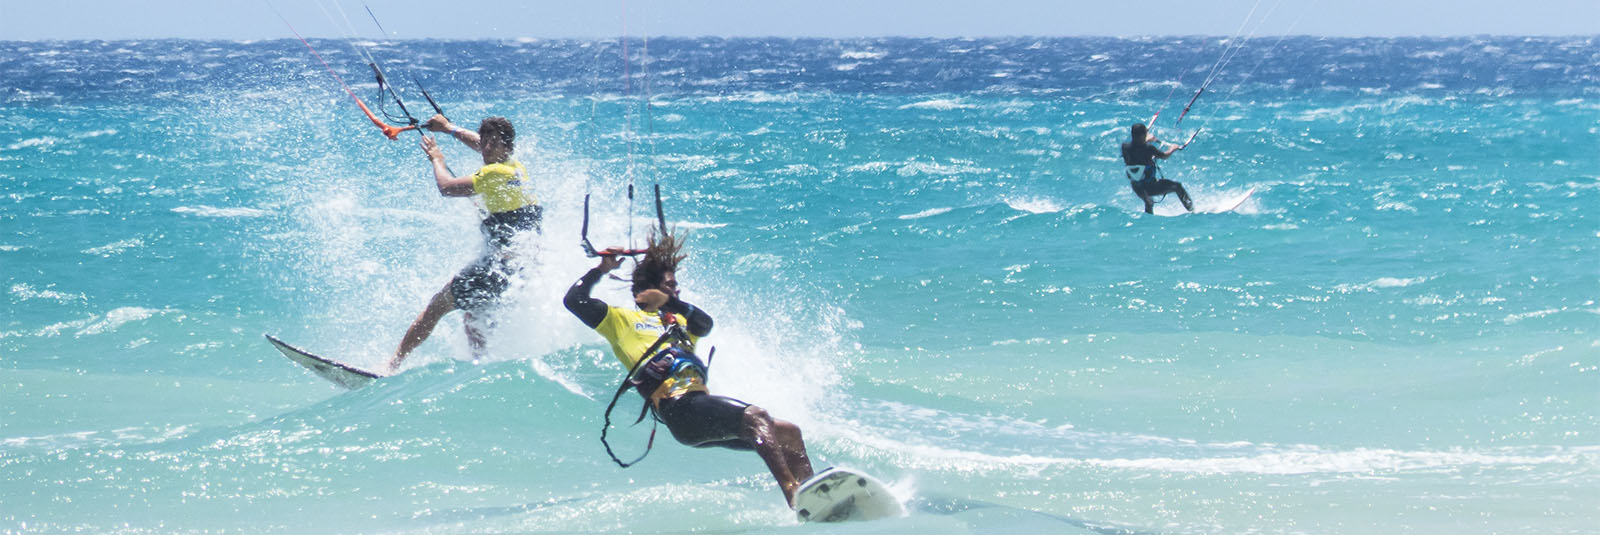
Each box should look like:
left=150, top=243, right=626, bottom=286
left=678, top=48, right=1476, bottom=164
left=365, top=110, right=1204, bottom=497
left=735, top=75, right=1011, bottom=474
left=471, top=160, right=538, bottom=214
left=594, top=307, right=707, bottom=400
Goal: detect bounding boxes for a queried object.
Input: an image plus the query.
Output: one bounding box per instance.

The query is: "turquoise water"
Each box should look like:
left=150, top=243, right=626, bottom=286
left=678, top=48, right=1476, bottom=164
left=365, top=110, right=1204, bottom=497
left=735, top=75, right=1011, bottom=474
left=2, top=37, right=1598, bottom=533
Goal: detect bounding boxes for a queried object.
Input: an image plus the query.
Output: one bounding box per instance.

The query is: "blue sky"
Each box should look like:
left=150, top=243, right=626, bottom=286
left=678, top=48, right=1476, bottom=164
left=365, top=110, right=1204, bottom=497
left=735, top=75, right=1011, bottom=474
left=1, top=0, right=1596, bottom=40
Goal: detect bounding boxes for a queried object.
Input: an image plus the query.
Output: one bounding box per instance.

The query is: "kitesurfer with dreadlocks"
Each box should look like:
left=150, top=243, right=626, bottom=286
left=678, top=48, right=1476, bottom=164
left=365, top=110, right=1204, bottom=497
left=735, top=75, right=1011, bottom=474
left=1121, top=122, right=1194, bottom=214
left=386, top=115, right=541, bottom=373
left=563, top=230, right=816, bottom=506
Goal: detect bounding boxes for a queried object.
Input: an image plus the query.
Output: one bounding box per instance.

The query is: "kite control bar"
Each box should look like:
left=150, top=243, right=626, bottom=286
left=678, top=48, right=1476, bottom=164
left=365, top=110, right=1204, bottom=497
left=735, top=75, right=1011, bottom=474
left=581, top=184, right=668, bottom=258
left=581, top=194, right=647, bottom=258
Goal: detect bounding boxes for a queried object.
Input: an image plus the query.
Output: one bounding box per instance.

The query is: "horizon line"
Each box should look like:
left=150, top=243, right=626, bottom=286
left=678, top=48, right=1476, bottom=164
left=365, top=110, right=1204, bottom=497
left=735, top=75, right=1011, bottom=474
left=4, top=34, right=1597, bottom=43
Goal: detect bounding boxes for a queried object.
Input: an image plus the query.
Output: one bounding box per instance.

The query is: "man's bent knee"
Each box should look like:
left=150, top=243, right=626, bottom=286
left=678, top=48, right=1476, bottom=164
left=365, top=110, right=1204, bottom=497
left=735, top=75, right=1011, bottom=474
left=742, top=405, right=773, bottom=425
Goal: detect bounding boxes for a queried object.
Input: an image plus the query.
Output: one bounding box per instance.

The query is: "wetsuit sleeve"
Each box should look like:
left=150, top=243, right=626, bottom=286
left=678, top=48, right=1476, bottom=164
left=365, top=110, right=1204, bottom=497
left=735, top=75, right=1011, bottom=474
left=564, top=268, right=610, bottom=328
left=663, top=297, right=714, bottom=337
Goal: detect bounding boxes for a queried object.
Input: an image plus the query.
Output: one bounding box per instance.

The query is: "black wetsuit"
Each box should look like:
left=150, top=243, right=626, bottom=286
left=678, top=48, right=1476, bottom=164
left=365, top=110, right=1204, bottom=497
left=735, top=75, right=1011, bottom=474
left=564, top=268, right=753, bottom=451
left=1121, top=141, right=1193, bottom=214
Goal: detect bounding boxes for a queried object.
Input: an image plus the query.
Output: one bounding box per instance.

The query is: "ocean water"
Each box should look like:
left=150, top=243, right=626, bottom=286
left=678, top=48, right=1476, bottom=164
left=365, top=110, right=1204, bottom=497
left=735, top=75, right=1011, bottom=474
left=2, top=36, right=1597, bottom=534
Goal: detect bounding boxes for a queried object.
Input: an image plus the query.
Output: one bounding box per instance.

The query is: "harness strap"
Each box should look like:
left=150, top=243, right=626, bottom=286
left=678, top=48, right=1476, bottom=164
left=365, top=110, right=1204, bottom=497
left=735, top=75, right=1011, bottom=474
left=600, top=376, right=658, bottom=468
left=599, top=323, right=677, bottom=468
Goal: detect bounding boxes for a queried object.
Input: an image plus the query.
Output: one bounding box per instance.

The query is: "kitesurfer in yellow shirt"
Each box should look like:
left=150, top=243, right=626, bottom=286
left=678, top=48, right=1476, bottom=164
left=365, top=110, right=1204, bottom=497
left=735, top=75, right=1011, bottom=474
left=387, top=115, right=541, bottom=373
left=563, top=231, right=816, bottom=506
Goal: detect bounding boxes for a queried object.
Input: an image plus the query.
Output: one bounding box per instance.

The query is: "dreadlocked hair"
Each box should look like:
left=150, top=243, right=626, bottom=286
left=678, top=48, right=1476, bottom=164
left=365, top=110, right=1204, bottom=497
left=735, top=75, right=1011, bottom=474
left=631, top=228, right=687, bottom=296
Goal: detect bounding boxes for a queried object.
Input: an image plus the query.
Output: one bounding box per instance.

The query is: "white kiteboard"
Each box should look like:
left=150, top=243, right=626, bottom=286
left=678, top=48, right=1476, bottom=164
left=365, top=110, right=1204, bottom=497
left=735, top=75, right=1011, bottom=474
left=1154, top=187, right=1256, bottom=216
left=1215, top=187, right=1256, bottom=213
left=793, top=466, right=904, bottom=523
left=265, top=334, right=383, bottom=390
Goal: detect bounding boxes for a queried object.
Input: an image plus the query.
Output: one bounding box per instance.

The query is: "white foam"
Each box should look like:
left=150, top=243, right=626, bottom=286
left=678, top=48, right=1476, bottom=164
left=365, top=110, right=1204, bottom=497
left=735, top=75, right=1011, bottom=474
left=76, top=307, right=164, bottom=336
left=845, top=161, right=892, bottom=173
left=1334, top=276, right=1431, bottom=293
left=819, top=407, right=1600, bottom=477
left=1513, top=346, right=1564, bottom=366
left=1076, top=446, right=1595, bottom=475
left=697, top=91, right=796, bottom=104
left=10, top=283, right=86, bottom=303
left=1002, top=196, right=1061, bottom=214
left=1078, top=118, right=1120, bottom=128
left=0, top=425, right=191, bottom=449
left=898, top=98, right=972, bottom=111
left=1376, top=200, right=1418, bottom=212
left=526, top=357, right=592, bottom=399
left=73, top=129, right=118, bottom=139
left=1504, top=308, right=1562, bottom=324
left=773, top=164, right=818, bottom=176
left=171, top=205, right=271, bottom=218
left=839, top=50, right=886, bottom=60
left=6, top=136, right=60, bottom=151
left=1293, top=96, right=1436, bottom=121
left=82, top=238, right=145, bottom=256
left=731, top=253, right=784, bottom=274
left=669, top=220, right=726, bottom=230
left=898, top=207, right=952, bottom=220
left=660, top=154, right=716, bottom=172
left=895, top=160, right=989, bottom=177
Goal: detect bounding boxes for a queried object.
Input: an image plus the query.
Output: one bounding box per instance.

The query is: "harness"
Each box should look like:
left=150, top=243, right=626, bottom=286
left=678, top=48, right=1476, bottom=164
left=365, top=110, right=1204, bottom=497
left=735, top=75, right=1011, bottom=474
left=599, top=310, right=712, bottom=468
left=1123, top=164, right=1150, bottom=184
left=1123, top=164, right=1170, bottom=204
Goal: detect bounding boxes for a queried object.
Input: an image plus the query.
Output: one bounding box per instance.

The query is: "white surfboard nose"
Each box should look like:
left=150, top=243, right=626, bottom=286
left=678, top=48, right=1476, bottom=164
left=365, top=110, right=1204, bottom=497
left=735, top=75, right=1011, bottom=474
left=793, top=467, right=905, bottom=523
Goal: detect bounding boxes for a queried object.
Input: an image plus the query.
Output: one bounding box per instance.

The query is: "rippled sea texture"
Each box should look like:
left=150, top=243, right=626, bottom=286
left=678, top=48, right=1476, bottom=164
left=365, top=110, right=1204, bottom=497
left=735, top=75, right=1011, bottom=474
left=3, top=37, right=1598, bottom=534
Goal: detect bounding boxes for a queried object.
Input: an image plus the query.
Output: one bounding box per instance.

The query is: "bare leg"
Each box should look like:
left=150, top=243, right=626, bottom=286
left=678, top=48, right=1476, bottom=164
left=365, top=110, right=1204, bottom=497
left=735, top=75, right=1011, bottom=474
left=463, top=311, right=487, bottom=361
left=739, top=405, right=814, bottom=506
left=389, top=282, right=457, bottom=373
left=773, top=419, right=813, bottom=484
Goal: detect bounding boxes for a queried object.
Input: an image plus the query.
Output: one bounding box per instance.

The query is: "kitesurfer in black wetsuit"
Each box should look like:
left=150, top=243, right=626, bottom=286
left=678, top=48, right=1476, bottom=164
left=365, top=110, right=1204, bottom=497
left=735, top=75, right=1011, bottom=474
left=1121, top=123, right=1194, bottom=214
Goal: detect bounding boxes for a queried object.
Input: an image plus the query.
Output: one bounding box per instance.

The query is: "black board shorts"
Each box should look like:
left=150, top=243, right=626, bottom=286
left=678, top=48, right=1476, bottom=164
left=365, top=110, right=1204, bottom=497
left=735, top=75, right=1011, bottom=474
left=482, top=205, right=542, bottom=248
left=654, top=391, right=753, bottom=451
left=450, top=254, right=513, bottom=312
left=1132, top=178, right=1184, bottom=198
left=452, top=205, right=540, bottom=311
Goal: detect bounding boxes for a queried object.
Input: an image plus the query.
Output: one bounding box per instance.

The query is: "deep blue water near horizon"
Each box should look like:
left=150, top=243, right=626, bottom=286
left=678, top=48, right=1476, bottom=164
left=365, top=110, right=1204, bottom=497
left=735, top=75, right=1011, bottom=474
left=2, top=36, right=1597, bottom=534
